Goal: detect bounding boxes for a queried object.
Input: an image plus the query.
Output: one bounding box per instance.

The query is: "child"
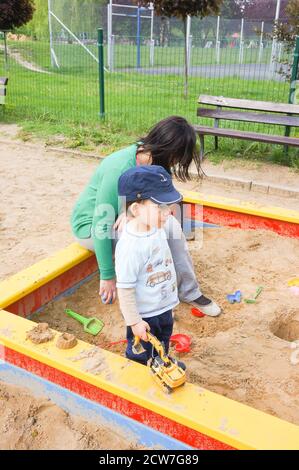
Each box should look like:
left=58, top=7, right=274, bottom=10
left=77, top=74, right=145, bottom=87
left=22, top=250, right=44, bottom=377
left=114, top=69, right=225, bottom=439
left=71, top=116, right=221, bottom=317
left=115, top=165, right=185, bottom=367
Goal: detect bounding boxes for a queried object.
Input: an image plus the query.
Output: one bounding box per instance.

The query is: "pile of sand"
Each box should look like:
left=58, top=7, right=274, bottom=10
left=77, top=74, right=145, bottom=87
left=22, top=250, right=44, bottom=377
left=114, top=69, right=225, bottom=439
left=34, top=226, right=299, bottom=426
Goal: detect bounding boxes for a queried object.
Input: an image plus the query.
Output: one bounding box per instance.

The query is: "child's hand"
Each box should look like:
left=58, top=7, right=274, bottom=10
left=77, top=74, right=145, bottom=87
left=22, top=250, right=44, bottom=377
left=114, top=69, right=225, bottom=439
left=99, top=279, right=116, bottom=304
left=131, top=321, right=150, bottom=341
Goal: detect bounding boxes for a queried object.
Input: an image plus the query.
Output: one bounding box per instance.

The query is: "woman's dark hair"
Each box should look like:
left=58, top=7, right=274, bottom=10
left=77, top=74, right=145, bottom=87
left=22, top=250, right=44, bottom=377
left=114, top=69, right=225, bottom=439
left=138, top=116, right=202, bottom=182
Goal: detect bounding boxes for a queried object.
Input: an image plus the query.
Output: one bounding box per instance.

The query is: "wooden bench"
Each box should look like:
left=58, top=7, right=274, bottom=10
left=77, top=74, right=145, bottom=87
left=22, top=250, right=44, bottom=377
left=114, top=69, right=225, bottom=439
left=0, top=77, right=8, bottom=106
left=195, top=95, right=299, bottom=161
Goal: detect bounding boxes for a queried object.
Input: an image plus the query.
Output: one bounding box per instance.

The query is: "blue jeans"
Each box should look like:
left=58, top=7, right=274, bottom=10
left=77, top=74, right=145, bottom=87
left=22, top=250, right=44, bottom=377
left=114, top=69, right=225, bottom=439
left=126, top=309, right=173, bottom=366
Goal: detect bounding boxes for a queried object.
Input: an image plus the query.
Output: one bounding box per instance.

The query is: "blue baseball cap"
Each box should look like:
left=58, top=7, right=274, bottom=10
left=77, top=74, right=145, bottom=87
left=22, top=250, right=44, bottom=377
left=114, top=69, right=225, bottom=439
left=118, top=165, right=182, bottom=204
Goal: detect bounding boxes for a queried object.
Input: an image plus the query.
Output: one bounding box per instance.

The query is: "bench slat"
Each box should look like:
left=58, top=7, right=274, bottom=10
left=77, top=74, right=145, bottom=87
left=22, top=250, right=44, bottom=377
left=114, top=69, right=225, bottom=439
left=194, top=125, right=299, bottom=147
left=197, top=108, right=299, bottom=127
left=198, top=95, right=299, bottom=115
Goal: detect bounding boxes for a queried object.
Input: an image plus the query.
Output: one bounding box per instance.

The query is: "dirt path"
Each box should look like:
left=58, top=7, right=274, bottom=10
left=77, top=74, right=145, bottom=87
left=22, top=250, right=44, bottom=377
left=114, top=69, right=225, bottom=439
left=0, top=45, right=51, bottom=74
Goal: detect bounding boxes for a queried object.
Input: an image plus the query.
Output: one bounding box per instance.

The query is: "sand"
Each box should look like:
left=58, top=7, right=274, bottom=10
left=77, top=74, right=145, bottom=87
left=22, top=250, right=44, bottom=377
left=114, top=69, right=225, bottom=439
left=1, top=126, right=299, bottom=447
left=0, top=381, right=142, bottom=450
left=32, top=226, right=299, bottom=426
left=0, top=124, right=299, bottom=282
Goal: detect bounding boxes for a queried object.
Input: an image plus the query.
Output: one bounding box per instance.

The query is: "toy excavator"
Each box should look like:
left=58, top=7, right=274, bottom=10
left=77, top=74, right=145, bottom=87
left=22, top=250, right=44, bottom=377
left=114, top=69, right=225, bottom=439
left=132, top=332, right=186, bottom=394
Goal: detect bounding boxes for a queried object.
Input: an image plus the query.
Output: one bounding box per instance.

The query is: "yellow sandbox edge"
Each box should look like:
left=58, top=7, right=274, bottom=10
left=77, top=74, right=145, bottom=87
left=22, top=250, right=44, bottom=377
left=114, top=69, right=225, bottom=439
left=0, top=243, right=94, bottom=310
left=1, top=309, right=299, bottom=450
left=181, top=190, right=299, bottom=225
left=1, top=192, right=298, bottom=310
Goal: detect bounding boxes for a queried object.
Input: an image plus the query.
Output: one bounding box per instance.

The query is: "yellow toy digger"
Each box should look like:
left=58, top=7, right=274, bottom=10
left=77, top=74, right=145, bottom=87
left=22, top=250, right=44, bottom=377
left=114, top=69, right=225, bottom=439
left=132, top=332, right=186, bottom=394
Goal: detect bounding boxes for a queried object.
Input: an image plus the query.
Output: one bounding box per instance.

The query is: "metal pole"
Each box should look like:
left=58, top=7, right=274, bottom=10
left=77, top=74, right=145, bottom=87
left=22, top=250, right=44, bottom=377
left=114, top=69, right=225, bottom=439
left=48, top=0, right=55, bottom=67
left=107, top=3, right=111, bottom=70
left=186, top=15, right=191, bottom=46
left=277, top=42, right=283, bottom=62
left=98, top=28, right=105, bottom=120
left=186, top=15, right=191, bottom=76
left=50, top=11, right=98, bottom=64
left=110, top=34, right=115, bottom=72
left=188, top=35, right=193, bottom=72
left=150, top=5, right=155, bottom=66
left=107, top=1, right=112, bottom=70
left=258, top=21, right=264, bottom=63
left=137, top=6, right=141, bottom=68
left=270, top=0, right=281, bottom=73
left=150, top=2, right=154, bottom=42
left=289, top=36, right=299, bottom=104
left=239, top=18, right=244, bottom=64
left=216, top=15, right=220, bottom=64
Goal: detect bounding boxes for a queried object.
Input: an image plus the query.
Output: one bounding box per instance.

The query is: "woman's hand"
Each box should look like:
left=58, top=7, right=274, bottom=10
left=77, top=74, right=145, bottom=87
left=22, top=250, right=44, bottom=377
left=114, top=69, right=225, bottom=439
left=113, top=212, right=132, bottom=233
left=99, top=279, right=117, bottom=304
left=131, top=320, right=150, bottom=341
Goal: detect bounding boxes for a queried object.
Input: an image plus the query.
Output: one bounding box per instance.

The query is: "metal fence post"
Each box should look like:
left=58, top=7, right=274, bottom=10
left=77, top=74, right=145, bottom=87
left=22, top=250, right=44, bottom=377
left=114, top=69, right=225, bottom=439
left=107, top=0, right=112, bottom=71
left=239, top=18, right=244, bottom=65
left=258, top=21, right=264, bottom=63
left=150, top=39, right=155, bottom=67
left=98, top=28, right=105, bottom=120
left=137, top=6, right=141, bottom=69
left=215, top=16, right=220, bottom=64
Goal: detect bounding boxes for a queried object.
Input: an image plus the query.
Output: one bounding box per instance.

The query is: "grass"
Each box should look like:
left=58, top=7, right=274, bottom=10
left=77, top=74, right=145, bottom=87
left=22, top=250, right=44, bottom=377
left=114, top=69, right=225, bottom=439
left=7, top=38, right=289, bottom=69
left=0, top=38, right=298, bottom=168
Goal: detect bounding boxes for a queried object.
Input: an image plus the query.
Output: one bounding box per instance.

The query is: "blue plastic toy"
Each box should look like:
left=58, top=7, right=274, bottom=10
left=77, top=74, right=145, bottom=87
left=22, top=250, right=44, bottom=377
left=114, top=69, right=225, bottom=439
left=226, top=290, right=242, bottom=304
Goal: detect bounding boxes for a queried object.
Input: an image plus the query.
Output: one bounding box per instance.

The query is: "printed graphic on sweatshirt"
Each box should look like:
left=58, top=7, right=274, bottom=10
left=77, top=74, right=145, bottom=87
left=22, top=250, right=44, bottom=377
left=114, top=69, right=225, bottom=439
left=161, top=282, right=177, bottom=300
left=146, top=270, right=172, bottom=287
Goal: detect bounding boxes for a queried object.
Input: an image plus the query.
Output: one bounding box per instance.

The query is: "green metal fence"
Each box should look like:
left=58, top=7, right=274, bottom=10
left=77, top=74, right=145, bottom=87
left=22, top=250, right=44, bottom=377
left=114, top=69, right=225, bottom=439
left=0, top=28, right=297, bottom=138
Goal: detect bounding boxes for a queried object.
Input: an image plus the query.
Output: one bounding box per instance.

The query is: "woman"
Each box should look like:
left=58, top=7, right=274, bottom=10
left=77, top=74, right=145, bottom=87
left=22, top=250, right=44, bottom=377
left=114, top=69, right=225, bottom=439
left=71, top=116, right=221, bottom=316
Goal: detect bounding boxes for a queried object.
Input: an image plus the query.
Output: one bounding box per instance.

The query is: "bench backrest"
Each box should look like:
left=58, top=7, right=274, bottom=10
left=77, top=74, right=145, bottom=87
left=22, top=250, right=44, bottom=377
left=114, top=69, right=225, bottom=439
left=198, top=95, right=299, bottom=115
left=0, top=77, right=8, bottom=105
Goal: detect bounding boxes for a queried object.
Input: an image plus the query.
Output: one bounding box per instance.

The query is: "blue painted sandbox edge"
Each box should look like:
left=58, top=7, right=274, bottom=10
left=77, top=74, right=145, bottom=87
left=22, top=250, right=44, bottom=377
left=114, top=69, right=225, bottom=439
left=0, top=362, right=193, bottom=450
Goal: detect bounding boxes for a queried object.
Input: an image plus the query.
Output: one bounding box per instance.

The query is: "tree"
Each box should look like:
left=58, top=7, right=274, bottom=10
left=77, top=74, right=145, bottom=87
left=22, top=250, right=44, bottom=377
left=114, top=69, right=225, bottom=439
left=17, top=0, right=108, bottom=40
left=0, top=0, right=35, bottom=31
left=0, top=0, right=35, bottom=65
left=218, top=1, right=244, bottom=41
left=220, top=0, right=243, bottom=19
left=244, top=0, right=289, bottom=20
left=273, top=0, right=299, bottom=80
left=274, top=0, right=299, bottom=39
left=135, top=0, right=223, bottom=96
left=19, top=0, right=48, bottom=39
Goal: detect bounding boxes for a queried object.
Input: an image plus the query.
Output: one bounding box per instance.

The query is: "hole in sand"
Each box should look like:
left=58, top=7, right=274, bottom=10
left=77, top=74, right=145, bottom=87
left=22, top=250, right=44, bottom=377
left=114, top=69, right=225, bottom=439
left=271, top=311, right=299, bottom=342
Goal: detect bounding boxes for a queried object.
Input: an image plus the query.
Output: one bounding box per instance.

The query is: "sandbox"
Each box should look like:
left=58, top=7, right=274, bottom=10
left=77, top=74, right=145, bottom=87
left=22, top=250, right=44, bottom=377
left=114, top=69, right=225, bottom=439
left=1, top=190, right=299, bottom=450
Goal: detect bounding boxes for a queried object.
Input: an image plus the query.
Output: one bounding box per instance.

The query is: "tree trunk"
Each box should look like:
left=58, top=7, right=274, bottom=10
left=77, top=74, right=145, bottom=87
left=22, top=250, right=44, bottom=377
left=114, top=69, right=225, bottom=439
left=183, top=17, right=188, bottom=99
left=160, top=16, right=169, bottom=47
